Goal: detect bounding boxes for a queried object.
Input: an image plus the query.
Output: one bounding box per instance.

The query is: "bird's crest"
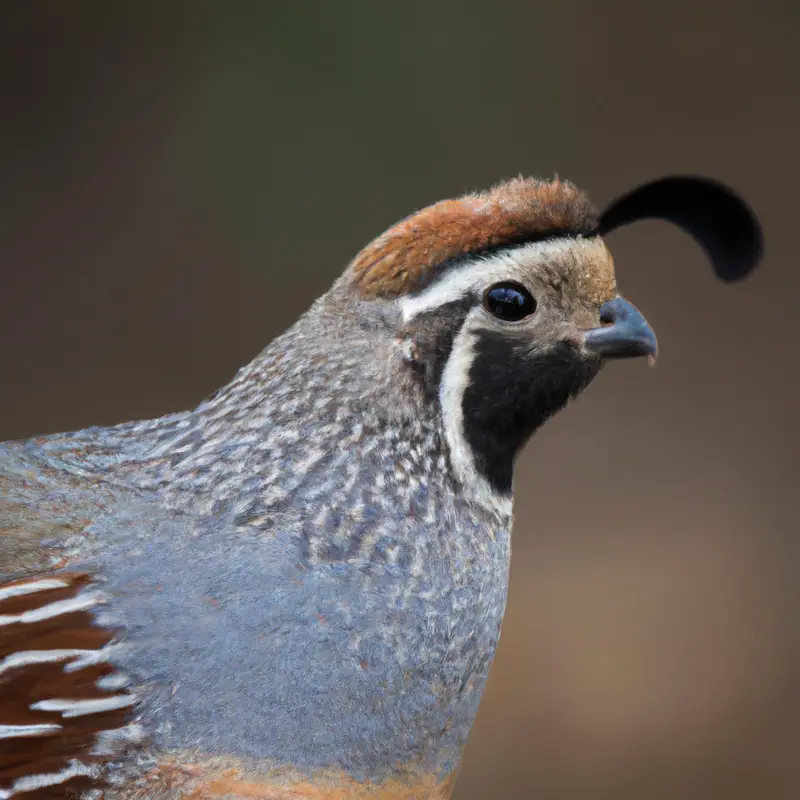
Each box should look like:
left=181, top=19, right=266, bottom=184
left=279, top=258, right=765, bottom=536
left=347, top=174, right=763, bottom=298
left=348, top=177, right=599, bottom=298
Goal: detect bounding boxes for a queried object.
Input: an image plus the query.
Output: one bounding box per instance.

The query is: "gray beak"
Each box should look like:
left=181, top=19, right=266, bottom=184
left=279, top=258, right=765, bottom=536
left=584, top=296, right=658, bottom=361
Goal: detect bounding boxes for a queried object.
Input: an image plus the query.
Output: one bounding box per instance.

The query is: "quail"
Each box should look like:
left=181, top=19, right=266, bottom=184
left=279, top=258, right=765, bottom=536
left=0, top=174, right=762, bottom=800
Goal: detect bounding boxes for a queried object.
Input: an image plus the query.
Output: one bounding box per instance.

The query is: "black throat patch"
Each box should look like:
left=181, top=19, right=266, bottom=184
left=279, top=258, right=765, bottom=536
left=461, top=332, right=600, bottom=494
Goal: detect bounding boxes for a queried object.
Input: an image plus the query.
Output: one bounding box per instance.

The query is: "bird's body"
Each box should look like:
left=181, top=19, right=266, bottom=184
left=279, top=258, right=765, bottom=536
left=1, top=307, right=511, bottom=796
left=0, top=176, right=761, bottom=799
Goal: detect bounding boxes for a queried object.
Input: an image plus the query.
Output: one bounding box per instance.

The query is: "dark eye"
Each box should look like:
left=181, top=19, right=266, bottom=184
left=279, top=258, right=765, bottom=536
left=483, top=282, right=537, bottom=321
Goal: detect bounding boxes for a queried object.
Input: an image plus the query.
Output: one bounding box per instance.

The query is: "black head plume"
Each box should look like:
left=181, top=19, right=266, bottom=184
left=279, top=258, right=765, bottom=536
left=598, top=176, right=763, bottom=282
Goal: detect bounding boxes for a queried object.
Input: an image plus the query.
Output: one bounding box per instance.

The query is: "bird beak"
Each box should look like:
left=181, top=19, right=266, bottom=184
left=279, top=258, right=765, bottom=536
left=583, top=296, right=659, bottom=362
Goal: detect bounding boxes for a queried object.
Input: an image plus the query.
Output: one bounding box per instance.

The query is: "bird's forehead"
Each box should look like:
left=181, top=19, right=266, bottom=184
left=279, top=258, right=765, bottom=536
left=538, top=236, right=618, bottom=307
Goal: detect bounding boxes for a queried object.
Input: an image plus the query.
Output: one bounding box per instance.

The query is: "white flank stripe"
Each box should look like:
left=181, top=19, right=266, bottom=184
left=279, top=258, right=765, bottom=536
left=32, top=694, right=136, bottom=718
left=64, top=643, right=119, bottom=672
left=0, top=592, right=104, bottom=626
left=0, top=649, right=97, bottom=675
left=8, top=760, right=94, bottom=796
left=95, top=673, right=129, bottom=691
left=0, top=724, right=61, bottom=739
left=0, top=579, right=69, bottom=602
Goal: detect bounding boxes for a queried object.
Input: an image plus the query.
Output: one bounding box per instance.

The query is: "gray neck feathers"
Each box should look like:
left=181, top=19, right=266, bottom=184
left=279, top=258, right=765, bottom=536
left=128, top=296, right=459, bottom=516
left=51, top=296, right=433, bottom=502
left=33, top=293, right=513, bottom=782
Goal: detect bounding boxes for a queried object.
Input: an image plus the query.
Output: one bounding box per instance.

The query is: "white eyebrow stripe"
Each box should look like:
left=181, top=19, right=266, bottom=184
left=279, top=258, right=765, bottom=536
left=398, top=238, right=575, bottom=322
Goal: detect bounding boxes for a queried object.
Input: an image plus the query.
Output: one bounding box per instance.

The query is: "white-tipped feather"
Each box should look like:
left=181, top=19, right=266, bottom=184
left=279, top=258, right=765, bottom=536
left=63, top=643, right=120, bottom=672
left=0, top=592, right=105, bottom=627
left=0, top=649, right=97, bottom=676
left=95, top=673, right=130, bottom=691
left=31, top=695, right=136, bottom=718
left=0, top=579, right=69, bottom=602
left=0, top=724, right=61, bottom=739
left=4, top=760, right=94, bottom=797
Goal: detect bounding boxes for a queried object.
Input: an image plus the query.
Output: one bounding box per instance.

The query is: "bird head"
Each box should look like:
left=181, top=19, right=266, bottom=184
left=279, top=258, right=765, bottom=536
left=319, top=175, right=762, bottom=501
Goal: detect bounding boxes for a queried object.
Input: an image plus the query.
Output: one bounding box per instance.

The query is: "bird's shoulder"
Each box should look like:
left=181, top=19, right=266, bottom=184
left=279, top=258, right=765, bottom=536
left=0, top=435, right=125, bottom=580
left=0, top=431, right=166, bottom=798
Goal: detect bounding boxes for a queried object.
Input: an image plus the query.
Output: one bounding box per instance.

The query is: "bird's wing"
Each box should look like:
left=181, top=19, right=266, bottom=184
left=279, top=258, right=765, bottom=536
left=0, top=571, right=136, bottom=800
left=0, top=441, right=148, bottom=799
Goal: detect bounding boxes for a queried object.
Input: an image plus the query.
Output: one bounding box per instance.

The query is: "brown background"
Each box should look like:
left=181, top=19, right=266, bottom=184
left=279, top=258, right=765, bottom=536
left=1, top=3, right=797, bottom=798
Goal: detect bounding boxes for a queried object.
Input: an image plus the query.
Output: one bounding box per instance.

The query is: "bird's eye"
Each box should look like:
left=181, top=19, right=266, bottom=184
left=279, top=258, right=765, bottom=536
left=483, top=282, right=537, bottom=322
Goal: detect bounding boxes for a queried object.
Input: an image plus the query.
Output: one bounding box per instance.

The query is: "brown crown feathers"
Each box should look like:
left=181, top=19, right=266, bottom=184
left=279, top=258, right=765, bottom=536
left=347, top=177, right=599, bottom=298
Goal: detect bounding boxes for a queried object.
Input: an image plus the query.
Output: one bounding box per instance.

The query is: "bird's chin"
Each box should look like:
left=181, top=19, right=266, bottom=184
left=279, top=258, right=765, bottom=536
left=461, top=344, right=604, bottom=494
left=565, top=353, right=605, bottom=401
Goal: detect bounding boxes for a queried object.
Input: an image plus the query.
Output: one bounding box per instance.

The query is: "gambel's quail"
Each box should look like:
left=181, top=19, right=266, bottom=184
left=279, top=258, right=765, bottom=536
left=0, top=175, right=762, bottom=799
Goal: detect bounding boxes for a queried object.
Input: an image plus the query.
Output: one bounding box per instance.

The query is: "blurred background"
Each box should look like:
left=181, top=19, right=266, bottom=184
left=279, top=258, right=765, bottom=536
left=0, top=2, right=797, bottom=797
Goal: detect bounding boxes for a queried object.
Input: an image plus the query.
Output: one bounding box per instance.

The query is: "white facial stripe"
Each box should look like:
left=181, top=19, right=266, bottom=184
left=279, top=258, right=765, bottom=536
left=398, top=238, right=582, bottom=514
left=399, top=237, right=577, bottom=322
left=439, top=321, right=513, bottom=517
